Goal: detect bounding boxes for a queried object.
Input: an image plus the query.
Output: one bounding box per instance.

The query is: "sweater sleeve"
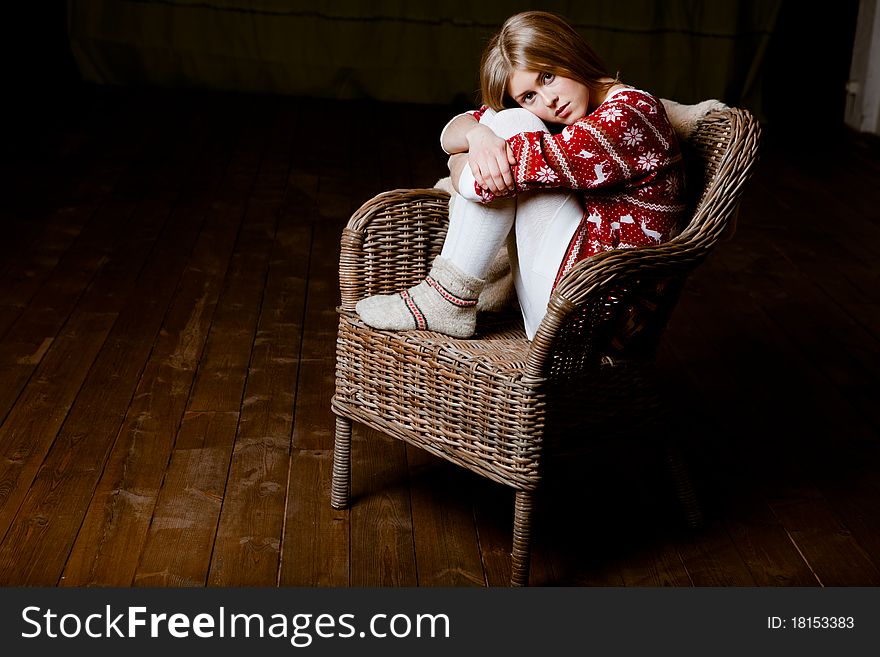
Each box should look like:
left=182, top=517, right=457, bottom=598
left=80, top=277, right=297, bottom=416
left=476, top=92, right=679, bottom=202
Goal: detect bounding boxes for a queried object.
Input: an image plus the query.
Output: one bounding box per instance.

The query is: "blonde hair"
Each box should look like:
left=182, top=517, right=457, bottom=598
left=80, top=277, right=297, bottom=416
left=480, top=11, right=618, bottom=111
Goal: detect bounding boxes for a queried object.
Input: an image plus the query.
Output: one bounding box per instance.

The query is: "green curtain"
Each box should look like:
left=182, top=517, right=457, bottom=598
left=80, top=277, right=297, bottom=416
left=67, top=0, right=782, bottom=116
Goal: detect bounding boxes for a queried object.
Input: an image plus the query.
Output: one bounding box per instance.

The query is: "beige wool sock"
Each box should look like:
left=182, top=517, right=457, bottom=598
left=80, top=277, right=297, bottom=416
left=356, top=256, right=485, bottom=338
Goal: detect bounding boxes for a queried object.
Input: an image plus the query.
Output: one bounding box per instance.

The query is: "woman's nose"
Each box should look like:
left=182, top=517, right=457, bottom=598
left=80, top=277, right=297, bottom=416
left=540, top=91, right=557, bottom=107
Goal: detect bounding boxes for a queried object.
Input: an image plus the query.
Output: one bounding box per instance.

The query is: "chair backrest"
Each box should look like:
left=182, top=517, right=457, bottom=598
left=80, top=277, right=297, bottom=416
left=526, top=107, right=762, bottom=379
left=338, top=189, right=451, bottom=312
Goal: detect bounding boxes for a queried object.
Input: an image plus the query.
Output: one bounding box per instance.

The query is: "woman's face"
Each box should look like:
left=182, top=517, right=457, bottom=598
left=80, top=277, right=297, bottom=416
left=507, top=69, right=591, bottom=125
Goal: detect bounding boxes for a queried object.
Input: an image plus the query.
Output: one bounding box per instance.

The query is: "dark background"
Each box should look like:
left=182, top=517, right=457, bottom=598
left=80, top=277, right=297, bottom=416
left=0, top=1, right=862, bottom=144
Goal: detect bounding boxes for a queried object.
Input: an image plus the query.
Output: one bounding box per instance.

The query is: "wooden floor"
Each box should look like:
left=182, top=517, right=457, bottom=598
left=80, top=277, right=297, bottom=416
left=1, top=86, right=879, bottom=587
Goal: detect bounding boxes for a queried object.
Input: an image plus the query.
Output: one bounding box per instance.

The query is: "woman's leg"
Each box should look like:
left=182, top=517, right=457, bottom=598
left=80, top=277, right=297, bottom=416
left=356, top=109, right=518, bottom=337
left=356, top=108, right=576, bottom=339
left=474, top=109, right=582, bottom=339
left=355, top=189, right=515, bottom=338
left=510, top=189, right=582, bottom=339
left=438, top=107, right=548, bottom=278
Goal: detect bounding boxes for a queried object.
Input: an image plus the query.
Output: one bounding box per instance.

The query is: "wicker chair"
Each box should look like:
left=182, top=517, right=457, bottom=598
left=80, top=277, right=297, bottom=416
left=330, top=107, right=761, bottom=586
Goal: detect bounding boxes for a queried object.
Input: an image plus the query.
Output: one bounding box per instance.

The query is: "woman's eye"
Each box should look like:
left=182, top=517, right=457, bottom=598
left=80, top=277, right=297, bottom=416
left=523, top=92, right=535, bottom=103
left=543, top=73, right=555, bottom=84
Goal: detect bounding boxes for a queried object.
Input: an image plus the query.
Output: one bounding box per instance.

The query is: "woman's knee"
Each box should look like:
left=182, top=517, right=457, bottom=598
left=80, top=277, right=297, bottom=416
left=483, top=108, right=549, bottom=139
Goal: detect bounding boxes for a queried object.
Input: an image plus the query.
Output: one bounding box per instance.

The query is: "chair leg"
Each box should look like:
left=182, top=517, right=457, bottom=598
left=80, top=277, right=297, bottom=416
left=510, top=490, right=535, bottom=587
left=664, top=441, right=703, bottom=529
left=331, top=415, right=352, bottom=509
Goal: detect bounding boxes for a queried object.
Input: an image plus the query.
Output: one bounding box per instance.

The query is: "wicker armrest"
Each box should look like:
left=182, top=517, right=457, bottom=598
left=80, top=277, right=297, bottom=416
left=524, top=242, right=691, bottom=376
left=525, top=107, right=761, bottom=376
left=339, top=188, right=451, bottom=311
left=540, top=107, right=761, bottom=319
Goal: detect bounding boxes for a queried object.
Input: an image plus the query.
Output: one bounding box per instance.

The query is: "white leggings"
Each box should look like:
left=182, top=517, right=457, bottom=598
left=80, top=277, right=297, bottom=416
left=440, top=108, right=582, bottom=340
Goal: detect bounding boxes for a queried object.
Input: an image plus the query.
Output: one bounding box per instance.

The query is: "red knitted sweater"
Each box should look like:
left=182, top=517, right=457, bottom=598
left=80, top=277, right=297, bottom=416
left=473, top=87, right=687, bottom=288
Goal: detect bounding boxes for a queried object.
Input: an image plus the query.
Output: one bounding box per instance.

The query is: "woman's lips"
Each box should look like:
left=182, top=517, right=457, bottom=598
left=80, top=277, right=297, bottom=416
left=555, top=102, right=571, bottom=118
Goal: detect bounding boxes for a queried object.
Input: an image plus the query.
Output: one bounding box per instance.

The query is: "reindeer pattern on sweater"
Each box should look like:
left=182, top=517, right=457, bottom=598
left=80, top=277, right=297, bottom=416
left=472, top=87, right=687, bottom=288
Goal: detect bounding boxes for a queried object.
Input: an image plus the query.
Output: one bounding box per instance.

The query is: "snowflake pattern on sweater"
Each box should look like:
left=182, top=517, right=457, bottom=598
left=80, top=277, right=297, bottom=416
left=474, top=88, right=687, bottom=289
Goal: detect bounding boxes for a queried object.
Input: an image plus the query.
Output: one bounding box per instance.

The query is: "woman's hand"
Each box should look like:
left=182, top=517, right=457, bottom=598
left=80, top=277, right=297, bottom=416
left=465, top=124, right=517, bottom=195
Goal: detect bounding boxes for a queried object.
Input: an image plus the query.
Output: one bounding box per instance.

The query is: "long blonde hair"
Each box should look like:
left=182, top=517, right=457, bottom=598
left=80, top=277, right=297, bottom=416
left=480, top=11, right=617, bottom=111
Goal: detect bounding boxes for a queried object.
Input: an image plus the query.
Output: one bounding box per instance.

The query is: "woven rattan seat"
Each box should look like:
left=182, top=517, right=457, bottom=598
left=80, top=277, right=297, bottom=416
left=331, top=107, right=761, bottom=586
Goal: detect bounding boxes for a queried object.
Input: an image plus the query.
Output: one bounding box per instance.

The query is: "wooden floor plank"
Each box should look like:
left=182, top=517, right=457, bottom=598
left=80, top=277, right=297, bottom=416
left=207, top=217, right=310, bottom=586
left=809, top=443, right=880, bottom=575
left=661, top=270, right=858, bottom=586
left=0, top=119, right=198, bottom=551
left=0, top=311, right=117, bottom=553
left=0, top=163, right=214, bottom=585
left=589, top=454, right=695, bottom=588
left=728, top=240, right=880, bottom=433
left=279, top=449, right=350, bottom=587
left=290, top=221, right=342, bottom=452
left=349, top=425, right=418, bottom=587
left=0, top=195, right=143, bottom=423
left=663, top=209, right=880, bottom=584
left=200, top=104, right=305, bottom=586
left=133, top=410, right=240, bottom=586
left=763, top=474, right=880, bottom=586
left=0, top=204, right=97, bottom=338
left=184, top=215, right=273, bottom=412
left=407, top=447, right=486, bottom=587
left=751, top=167, right=880, bottom=309
left=61, top=191, right=244, bottom=586
left=660, top=309, right=820, bottom=587
left=278, top=219, right=354, bottom=585
left=0, top=98, right=211, bottom=423
left=471, top=480, right=515, bottom=587
left=528, top=457, right=640, bottom=587
left=62, top=104, right=264, bottom=585
left=277, top=111, right=352, bottom=581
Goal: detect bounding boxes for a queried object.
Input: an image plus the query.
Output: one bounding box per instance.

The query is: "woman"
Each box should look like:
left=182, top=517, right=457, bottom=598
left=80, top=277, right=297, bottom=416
left=357, top=11, right=686, bottom=340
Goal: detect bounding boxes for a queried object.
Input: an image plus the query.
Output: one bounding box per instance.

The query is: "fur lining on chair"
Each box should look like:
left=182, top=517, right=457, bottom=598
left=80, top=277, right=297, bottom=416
left=661, top=98, right=728, bottom=140
left=434, top=175, right=455, bottom=196
left=475, top=247, right=517, bottom=312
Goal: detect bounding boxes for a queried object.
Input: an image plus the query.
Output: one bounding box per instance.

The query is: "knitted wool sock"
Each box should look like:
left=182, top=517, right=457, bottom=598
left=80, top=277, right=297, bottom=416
left=355, top=256, right=485, bottom=338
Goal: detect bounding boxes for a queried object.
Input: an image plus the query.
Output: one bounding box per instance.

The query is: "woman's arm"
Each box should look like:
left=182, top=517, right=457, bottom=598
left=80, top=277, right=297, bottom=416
left=440, top=113, right=479, bottom=154
left=478, top=92, right=679, bottom=203
left=442, top=113, right=517, bottom=196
